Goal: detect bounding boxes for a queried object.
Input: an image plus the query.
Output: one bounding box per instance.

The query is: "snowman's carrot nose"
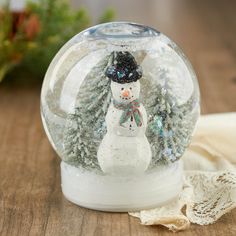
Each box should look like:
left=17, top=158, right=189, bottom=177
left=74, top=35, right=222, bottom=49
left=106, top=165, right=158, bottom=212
left=122, top=90, right=130, bottom=97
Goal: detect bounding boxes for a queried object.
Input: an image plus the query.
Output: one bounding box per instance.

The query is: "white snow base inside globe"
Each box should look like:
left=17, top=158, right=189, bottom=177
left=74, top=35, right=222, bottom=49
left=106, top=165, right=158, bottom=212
left=61, top=160, right=183, bottom=212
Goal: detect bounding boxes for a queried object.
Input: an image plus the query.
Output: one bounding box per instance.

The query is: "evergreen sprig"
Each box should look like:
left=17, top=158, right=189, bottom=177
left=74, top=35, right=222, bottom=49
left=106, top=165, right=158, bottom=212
left=0, top=0, right=115, bottom=82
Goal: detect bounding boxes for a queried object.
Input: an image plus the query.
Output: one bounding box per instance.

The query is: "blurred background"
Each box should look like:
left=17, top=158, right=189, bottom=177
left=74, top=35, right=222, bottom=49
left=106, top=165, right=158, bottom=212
left=0, top=0, right=236, bottom=114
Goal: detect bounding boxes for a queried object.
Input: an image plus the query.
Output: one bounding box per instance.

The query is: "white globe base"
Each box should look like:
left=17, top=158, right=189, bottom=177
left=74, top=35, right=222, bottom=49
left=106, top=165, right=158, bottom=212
left=61, top=161, right=183, bottom=212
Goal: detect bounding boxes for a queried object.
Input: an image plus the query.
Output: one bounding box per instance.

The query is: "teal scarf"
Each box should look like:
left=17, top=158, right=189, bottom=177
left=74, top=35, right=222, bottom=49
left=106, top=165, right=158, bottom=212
left=113, top=99, right=143, bottom=127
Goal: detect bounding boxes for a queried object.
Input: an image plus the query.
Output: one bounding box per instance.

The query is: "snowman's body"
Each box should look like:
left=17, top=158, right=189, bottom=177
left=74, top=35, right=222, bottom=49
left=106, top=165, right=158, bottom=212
left=97, top=80, right=152, bottom=175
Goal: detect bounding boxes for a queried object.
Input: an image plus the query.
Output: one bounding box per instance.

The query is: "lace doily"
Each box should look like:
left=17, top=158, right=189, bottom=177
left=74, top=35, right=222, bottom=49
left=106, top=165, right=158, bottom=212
left=129, top=113, right=236, bottom=232
left=186, top=171, right=236, bottom=225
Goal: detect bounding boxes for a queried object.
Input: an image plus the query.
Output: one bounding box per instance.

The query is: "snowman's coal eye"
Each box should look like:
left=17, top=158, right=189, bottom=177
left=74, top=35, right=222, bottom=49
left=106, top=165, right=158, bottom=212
left=130, top=87, right=132, bottom=90
left=121, top=88, right=124, bottom=90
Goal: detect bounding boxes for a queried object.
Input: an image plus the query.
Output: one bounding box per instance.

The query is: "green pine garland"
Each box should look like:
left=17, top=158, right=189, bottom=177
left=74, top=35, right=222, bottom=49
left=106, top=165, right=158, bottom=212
left=0, top=0, right=115, bottom=82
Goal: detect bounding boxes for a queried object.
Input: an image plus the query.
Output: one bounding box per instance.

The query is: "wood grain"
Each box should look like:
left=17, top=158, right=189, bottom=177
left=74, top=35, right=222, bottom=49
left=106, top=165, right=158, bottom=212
left=0, top=0, right=236, bottom=235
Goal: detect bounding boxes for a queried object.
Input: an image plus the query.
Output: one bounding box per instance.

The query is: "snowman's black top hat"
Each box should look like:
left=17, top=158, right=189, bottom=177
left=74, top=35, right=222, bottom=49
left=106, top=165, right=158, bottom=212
left=105, top=51, right=142, bottom=84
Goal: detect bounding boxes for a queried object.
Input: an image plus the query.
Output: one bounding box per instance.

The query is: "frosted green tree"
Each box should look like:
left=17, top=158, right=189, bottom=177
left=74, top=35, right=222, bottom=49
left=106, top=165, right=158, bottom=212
left=63, top=54, right=112, bottom=169
left=146, top=67, right=198, bottom=166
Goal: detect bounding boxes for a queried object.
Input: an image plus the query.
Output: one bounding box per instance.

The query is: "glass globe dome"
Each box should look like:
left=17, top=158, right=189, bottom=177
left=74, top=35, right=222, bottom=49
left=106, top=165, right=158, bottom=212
left=41, top=22, right=200, bottom=211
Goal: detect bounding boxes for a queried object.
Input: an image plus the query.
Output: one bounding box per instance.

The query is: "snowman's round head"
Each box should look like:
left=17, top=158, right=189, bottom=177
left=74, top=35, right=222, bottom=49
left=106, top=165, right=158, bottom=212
left=111, top=80, right=140, bottom=103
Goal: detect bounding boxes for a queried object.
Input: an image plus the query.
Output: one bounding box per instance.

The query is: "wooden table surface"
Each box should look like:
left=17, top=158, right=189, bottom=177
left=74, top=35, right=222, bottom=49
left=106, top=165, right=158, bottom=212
left=1, top=0, right=236, bottom=235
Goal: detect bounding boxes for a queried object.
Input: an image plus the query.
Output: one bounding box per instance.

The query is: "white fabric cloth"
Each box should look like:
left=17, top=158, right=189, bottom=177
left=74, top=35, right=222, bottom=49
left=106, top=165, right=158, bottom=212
left=129, top=113, right=236, bottom=232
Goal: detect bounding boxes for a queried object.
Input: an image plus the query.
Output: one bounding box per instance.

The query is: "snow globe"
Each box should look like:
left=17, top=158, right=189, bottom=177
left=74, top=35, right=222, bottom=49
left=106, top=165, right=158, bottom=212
left=41, top=22, right=200, bottom=211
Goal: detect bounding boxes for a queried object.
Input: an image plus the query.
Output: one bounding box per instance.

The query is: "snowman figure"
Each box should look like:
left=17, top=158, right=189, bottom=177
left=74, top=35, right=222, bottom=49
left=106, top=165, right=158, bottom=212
left=97, top=51, right=152, bottom=175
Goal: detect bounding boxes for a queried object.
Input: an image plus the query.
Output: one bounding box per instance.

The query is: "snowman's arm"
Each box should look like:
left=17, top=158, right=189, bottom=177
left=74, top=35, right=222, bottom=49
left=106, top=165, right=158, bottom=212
left=141, top=105, right=148, bottom=127
left=105, top=105, right=125, bottom=135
